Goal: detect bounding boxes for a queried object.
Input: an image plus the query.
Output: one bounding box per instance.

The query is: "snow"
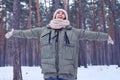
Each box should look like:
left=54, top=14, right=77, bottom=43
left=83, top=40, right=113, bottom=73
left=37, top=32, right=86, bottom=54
left=0, top=65, right=120, bottom=80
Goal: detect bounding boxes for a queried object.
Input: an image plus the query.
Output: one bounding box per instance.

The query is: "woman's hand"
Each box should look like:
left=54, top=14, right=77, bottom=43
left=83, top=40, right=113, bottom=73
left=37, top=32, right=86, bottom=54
left=5, top=28, right=14, bottom=39
left=108, top=35, right=114, bottom=45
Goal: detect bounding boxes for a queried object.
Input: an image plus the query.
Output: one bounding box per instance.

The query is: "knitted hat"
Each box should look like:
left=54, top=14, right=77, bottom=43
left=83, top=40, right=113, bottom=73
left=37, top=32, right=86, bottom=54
left=53, top=9, right=68, bottom=20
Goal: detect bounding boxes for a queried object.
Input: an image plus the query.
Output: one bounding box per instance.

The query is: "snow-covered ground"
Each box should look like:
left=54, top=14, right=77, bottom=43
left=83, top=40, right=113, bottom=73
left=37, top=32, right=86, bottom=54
left=0, top=65, right=120, bottom=80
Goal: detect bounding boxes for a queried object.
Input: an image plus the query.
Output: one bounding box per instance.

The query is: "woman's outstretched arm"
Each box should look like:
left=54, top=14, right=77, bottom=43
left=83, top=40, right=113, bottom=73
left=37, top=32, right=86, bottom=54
left=5, top=27, right=44, bottom=39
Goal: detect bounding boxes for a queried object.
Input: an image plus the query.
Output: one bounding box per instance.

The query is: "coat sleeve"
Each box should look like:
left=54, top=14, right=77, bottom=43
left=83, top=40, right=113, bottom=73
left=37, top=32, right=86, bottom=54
left=13, top=27, right=44, bottom=39
left=75, top=29, right=109, bottom=41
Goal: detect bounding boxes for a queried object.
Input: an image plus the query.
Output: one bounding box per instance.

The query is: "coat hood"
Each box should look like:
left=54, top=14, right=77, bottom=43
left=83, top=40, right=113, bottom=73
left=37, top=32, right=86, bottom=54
left=53, top=9, right=68, bottom=20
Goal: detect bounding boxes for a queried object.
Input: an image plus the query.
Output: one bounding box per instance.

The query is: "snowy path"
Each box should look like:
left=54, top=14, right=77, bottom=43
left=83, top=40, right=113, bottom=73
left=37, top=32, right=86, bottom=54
left=0, top=65, right=120, bottom=80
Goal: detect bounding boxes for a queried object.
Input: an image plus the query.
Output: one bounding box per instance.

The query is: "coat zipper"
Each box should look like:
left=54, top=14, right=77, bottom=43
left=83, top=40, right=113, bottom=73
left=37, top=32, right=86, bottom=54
left=55, top=30, right=59, bottom=78
left=55, top=42, right=59, bottom=78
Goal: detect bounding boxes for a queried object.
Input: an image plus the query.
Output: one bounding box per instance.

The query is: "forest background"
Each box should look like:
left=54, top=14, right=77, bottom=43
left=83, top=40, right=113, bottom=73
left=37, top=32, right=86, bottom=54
left=0, top=0, right=120, bottom=67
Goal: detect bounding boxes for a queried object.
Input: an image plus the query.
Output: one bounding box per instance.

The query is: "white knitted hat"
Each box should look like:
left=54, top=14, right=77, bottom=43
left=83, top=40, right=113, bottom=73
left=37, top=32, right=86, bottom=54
left=53, top=9, right=68, bottom=20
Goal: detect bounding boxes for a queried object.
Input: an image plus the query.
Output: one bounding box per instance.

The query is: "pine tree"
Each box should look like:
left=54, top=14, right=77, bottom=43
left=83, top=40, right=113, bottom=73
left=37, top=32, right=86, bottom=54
left=12, top=0, right=22, bottom=80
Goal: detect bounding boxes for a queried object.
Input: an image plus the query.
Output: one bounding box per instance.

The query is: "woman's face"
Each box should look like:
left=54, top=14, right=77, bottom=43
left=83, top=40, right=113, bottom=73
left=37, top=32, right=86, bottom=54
left=55, top=11, right=66, bottom=20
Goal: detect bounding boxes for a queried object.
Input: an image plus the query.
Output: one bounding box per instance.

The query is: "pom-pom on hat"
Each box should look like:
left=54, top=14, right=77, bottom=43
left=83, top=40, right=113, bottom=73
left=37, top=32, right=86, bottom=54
left=53, top=9, right=68, bottom=20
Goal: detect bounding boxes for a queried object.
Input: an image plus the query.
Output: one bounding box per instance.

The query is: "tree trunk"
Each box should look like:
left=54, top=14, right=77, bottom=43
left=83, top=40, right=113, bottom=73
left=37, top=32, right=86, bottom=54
left=0, top=0, right=6, bottom=66
left=26, top=0, right=33, bottom=66
left=79, top=0, right=87, bottom=68
left=111, top=0, right=120, bottom=67
left=63, top=0, right=70, bottom=20
left=107, top=0, right=114, bottom=65
left=35, top=0, right=41, bottom=66
left=36, top=0, right=41, bottom=26
left=74, top=0, right=80, bottom=28
left=101, top=0, right=109, bottom=65
left=91, top=0, right=97, bottom=65
left=74, top=0, right=81, bottom=67
left=63, top=0, right=69, bottom=10
left=53, top=0, right=62, bottom=10
left=44, top=0, right=49, bottom=23
left=12, top=0, right=22, bottom=80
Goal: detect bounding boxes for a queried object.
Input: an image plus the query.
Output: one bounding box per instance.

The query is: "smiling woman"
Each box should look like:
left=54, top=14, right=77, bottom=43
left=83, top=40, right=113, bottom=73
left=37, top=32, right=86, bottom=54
left=5, top=8, right=113, bottom=80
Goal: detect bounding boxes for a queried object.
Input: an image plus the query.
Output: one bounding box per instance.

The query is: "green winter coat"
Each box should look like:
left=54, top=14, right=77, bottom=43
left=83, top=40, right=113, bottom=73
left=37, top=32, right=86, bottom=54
left=13, top=25, right=108, bottom=80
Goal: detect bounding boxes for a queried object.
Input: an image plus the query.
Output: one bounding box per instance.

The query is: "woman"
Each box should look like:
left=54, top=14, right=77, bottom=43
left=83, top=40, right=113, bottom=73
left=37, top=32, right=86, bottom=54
left=5, top=9, right=113, bottom=80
